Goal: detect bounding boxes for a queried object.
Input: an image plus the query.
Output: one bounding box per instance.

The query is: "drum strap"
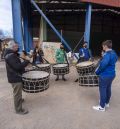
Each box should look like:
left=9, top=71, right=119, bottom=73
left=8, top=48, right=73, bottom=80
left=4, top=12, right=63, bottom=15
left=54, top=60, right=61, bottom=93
left=42, top=57, right=50, bottom=64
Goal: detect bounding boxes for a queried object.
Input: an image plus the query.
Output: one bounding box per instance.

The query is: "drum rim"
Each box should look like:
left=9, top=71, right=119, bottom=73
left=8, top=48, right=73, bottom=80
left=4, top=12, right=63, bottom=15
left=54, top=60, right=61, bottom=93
left=76, top=64, right=94, bottom=68
left=76, top=61, right=94, bottom=67
left=53, top=63, right=69, bottom=68
left=22, top=71, right=50, bottom=80
left=37, top=64, right=51, bottom=67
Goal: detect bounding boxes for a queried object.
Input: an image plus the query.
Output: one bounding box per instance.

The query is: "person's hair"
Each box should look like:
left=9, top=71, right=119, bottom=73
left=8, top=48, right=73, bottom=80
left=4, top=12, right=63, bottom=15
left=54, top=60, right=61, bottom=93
left=102, top=40, right=112, bottom=49
left=82, top=41, right=88, bottom=46
left=22, top=50, right=27, bottom=56
left=7, top=39, right=17, bottom=49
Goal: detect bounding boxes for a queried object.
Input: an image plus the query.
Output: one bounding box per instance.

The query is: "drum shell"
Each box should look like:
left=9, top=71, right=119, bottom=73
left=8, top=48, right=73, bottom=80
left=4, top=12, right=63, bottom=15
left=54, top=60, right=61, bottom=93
left=36, top=64, right=51, bottom=73
left=79, top=74, right=99, bottom=87
left=22, top=71, right=50, bottom=93
left=52, top=64, right=69, bottom=75
left=76, top=63, right=95, bottom=75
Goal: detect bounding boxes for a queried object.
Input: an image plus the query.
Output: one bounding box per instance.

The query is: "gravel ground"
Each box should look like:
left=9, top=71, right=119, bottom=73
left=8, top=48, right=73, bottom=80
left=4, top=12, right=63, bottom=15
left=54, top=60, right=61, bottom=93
left=0, top=60, right=120, bottom=129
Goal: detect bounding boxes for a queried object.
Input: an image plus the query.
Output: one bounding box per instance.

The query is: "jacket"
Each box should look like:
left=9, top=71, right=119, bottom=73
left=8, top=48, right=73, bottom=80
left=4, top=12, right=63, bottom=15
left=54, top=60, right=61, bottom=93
left=33, top=49, right=44, bottom=64
left=79, top=48, right=90, bottom=61
left=4, top=49, right=29, bottom=83
left=95, top=50, right=118, bottom=77
left=55, top=49, right=66, bottom=63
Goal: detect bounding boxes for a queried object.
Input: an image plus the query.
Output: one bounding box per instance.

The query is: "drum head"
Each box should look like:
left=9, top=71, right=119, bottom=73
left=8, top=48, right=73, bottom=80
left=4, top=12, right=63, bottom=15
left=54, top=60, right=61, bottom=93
left=22, top=71, right=49, bottom=79
left=25, top=66, right=35, bottom=71
left=37, top=64, right=50, bottom=67
left=77, top=61, right=93, bottom=67
left=53, top=64, right=68, bottom=68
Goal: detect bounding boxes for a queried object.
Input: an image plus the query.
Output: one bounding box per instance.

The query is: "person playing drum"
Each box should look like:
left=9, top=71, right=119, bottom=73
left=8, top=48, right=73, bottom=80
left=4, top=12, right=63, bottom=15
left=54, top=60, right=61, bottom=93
left=75, top=41, right=92, bottom=82
left=77, top=41, right=91, bottom=63
left=4, top=40, right=30, bottom=115
left=55, top=44, right=67, bottom=81
left=33, top=46, right=44, bottom=64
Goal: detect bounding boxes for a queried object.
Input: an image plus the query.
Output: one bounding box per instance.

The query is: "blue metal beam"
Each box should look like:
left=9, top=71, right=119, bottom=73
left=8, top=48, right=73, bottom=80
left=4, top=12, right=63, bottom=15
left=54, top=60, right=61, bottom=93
left=23, top=18, right=29, bottom=51
left=84, top=4, right=92, bottom=48
left=31, top=0, right=72, bottom=51
left=22, top=0, right=33, bottom=52
left=31, top=0, right=79, bottom=59
left=11, top=0, right=23, bottom=51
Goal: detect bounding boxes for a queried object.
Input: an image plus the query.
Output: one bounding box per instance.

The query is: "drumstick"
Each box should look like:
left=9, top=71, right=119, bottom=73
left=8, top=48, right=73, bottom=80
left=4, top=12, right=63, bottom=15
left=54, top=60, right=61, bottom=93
left=42, top=57, right=50, bottom=64
left=19, top=57, right=41, bottom=69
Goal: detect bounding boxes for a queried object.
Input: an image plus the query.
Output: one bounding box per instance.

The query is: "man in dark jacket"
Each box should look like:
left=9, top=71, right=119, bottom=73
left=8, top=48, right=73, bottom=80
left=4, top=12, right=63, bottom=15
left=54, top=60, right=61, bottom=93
left=4, top=40, right=29, bottom=115
left=93, top=40, right=118, bottom=112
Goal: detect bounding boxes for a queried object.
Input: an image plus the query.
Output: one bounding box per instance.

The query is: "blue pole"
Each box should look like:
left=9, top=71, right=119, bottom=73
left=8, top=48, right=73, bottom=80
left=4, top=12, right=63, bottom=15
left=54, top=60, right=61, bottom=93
left=28, top=3, right=33, bottom=51
left=22, top=0, right=33, bottom=52
left=84, top=4, right=92, bottom=48
left=23, top=17, right=29, bottom=51
left=11, top=0, right=23, bottom=51
left=31, top=0, right=72, bottom=51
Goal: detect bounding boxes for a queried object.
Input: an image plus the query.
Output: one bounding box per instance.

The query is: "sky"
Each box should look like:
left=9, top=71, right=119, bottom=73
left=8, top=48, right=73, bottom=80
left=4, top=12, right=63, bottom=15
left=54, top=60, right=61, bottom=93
left=0, top=0, right=13, bottom=32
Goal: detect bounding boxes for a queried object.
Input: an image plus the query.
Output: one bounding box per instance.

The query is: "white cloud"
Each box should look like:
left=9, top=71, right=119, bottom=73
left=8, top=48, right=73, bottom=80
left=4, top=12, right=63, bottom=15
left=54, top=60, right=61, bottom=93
left=0, top=0, right=13, bottom=31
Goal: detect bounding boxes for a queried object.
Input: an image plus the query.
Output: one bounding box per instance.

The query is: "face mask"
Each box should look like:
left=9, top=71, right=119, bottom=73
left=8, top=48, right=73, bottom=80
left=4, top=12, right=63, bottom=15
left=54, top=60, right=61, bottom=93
left=60, top=47, right=64, bottom=49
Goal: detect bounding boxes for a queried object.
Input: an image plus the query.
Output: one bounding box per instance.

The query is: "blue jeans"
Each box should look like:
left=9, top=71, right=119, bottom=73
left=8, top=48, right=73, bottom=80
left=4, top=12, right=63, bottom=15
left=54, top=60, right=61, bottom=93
left=99, top=76, right=115, bottom=108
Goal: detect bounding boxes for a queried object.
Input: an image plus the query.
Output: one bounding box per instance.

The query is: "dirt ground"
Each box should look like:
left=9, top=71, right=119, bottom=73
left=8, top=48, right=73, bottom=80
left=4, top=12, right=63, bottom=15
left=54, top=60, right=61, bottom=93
left=0, top=60, right=120, bottom=129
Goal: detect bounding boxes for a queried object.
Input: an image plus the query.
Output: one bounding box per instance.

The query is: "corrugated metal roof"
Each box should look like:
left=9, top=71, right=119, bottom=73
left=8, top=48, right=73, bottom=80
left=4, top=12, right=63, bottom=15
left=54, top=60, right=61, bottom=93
left=80, top=0, right=120, bottom=7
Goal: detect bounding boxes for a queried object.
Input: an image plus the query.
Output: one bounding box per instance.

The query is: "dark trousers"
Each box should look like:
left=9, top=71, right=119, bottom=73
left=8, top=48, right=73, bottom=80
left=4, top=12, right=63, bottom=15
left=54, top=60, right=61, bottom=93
left=11, top=82, right=23, bottom=112
left=99, top=76, right=115, bottom=108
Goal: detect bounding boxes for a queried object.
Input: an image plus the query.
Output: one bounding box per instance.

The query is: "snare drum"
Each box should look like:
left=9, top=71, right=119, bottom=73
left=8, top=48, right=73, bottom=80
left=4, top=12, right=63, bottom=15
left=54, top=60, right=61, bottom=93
left=37, top=64, right=51, bottom=73
left=52, top=64, right=69, bottom=75
left=79, top=74, right=99, bottom=87
left=76, top=61, right=95, bottom=75
left=22, top=71, right=50, bottom=93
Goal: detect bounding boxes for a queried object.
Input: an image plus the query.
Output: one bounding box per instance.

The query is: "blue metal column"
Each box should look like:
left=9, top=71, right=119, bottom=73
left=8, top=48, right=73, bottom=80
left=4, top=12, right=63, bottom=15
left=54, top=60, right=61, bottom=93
left=11, top=0, right=23, bottom=51
left=84, top=4, right=92, bottom=48
left=31, top=0, right=72, bottom=51
left=31, top=0, right=79, bottom=59
left=22, top=0, right=33, bottom=52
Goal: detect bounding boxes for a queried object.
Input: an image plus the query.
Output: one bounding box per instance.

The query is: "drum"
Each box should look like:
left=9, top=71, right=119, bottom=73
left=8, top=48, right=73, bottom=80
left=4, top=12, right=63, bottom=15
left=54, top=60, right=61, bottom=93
left=79, top=74, right=99, bottom=87
left=76, top=61, right=95, bottom=75
left=22, top=71, right=50, bottom=93
left=52, top=64, right=69, bottom=75
left=36, top=64, right=51, bottom=73
left=25, top=66, right=36, bottom=72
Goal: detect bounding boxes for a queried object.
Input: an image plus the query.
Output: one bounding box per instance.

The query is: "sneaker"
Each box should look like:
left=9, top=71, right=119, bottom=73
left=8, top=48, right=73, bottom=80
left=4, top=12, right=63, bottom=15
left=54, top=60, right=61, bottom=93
left=93, top=105, right=105, bottom=112
left=105, top=103, right=110, bottom=108
left=16, top=109, right=29, bottom=115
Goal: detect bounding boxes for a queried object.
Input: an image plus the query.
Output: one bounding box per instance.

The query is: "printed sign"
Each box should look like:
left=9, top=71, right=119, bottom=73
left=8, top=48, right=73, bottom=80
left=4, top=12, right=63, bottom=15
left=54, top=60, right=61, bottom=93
left=42, top=42, right=61, bottom=64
